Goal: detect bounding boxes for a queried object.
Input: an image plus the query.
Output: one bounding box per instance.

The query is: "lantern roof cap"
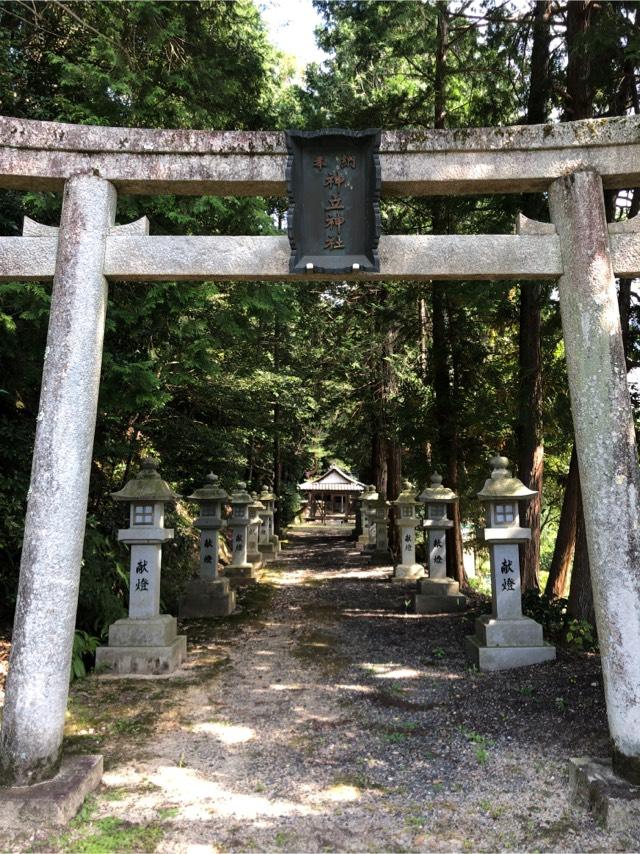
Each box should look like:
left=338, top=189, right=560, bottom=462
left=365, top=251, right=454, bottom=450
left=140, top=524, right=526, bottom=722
left=111, top=457, right=180, bottom=503
left=419, top=472, right=458, bottom=503
left=188, top=472, right=229, bottom=502
left=259, top=484, right=275, bottom=501
left=250, top=492, right=266, bottom=510
left=230, top=481, right=252, bottom=504
left=477, top=456, right=537, bottom=501
left=362, top=484, right=379, bottom=503
left=393, top=479, right=420, bottom=505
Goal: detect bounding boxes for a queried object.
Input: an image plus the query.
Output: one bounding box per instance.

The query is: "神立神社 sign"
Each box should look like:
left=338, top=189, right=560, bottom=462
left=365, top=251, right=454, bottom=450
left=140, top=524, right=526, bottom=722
left=285, top=128, right=381, bottom=274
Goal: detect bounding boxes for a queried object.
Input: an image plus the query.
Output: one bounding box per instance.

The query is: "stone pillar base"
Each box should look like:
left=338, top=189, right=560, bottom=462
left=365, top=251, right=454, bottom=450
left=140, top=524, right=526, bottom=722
left=95, top=615, right=186, bottom=675
left=0, top=755, right=102, bottom=831
left=258, top=542, right=276, bottom=558
left=178, top=577, right=236, bottom=618
left=414, top=579, right=467, bottom=613
left=223, top=563, right=256, bottom=585
left=247, top=551, right=263, bottom=570
left=369, top=549, right=391, bottom=564
left=391, top=563, right=425, bottom=582
left=464, top=635, right=556, bottom=672
left=569, top=756, right=640, bottom=833
left=269, top=535, right=281, bottom=554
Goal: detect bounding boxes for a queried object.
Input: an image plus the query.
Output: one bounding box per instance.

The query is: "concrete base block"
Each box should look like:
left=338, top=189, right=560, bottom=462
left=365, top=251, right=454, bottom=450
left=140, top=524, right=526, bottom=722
left=269, top=536, right=281, bottom=554
left=392, top=564, right=425, bottom=581
left=179, top=578, right=236, bottom=618
left=258, top=542, right=276, bottom=557
left=474, top=614, right=545, bottom=647
left=247, top=552, right=263, bottom=570
left=465, top=635, right=556, bottom=671
left=414, top=592, right=467, bottom=613
left=96, top=635, right=186, bottom=675
left=417, top=577, right=461, bottom=597
left=223, top=564, right=256, bottom=585
left=569, top=756, right=640, bottom=833
left=0, top=755, right=102, bottom=830
left=108, top=614, right=177, bottom=647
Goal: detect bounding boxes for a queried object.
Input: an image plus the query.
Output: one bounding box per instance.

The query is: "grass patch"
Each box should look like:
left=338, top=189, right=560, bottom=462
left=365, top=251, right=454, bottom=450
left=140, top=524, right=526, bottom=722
left=65, top=817, right=164, bottom=853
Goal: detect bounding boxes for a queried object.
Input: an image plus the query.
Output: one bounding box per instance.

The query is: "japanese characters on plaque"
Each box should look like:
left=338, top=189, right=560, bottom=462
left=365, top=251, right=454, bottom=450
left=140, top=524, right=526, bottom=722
left=135, top=558, right=149, bottom=592
left=202, top=536, right=215, bottom=565
left=286, top=129, right=381, bottom=274
left=500, top=557, right=516, bottom=591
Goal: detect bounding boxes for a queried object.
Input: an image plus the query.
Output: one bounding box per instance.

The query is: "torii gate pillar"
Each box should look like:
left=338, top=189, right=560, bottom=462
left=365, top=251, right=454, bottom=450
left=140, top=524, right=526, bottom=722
left=550, top=169, right=640, bottom=786
left=0, top=174, right=114, bottom=791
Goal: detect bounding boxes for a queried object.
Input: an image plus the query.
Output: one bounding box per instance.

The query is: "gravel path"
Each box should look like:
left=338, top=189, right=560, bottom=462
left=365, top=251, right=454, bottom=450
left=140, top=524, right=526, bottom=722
left=17, top=524, right=640, bottom=852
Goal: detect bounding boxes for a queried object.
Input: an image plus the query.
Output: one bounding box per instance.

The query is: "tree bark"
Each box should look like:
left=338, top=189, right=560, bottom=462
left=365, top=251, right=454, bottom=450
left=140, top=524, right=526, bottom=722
left=544, top=446, right=579, bottom=598
left=517, top=0, right=552, bottom=591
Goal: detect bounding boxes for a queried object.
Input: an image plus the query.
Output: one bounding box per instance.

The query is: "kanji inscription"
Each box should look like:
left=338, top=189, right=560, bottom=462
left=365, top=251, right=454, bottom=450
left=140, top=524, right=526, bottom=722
left=285, top=128, right=381, bottom=274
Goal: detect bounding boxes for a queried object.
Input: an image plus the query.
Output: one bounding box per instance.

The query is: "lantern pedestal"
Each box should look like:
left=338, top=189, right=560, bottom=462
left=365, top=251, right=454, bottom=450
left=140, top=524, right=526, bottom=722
left=464, top=457, right=555, bottom=672
left=414, top=474, right=466, bottom=611
left=96, top=459, right=186, bottom=676
left=179, top=473, right=236, bottom=617
left=414, top=577, right=467, bottom=612
left=96, top=615, right=187, bottom=675
left=179, top=577, right=235, bottom=618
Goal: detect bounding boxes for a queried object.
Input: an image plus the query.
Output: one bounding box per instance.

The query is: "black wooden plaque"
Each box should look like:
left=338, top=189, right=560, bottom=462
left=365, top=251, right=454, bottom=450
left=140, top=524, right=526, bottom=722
left=285, top=128, right=381, bottom=274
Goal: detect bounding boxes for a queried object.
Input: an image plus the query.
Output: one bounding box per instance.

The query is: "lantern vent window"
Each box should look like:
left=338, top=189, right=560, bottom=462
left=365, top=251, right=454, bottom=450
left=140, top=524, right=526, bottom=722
left=401, top=505, right=413, bottom=518
left=429, top=505, right=444, bottom=520
left=134, top=504, right=154, bottom=526
left=495, top=503, right=516, bottom=524
left=233, top=506, right=246, bottom=518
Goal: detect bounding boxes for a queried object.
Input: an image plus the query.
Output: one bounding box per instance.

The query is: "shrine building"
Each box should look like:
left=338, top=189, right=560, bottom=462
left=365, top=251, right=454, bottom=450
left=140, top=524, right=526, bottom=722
left=298, top=466, right=365, bottom=518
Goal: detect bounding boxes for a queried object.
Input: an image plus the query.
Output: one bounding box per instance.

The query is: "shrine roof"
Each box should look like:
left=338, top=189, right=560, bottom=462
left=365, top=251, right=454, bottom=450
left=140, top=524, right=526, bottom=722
left=298, top=466, right=365, bottom=493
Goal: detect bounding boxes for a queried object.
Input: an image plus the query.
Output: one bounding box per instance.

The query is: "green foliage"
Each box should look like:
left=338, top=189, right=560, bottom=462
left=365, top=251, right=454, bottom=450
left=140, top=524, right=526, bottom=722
left=521, top=590, right=598, bottom=652
left=71, top=631, right=101, bottom=682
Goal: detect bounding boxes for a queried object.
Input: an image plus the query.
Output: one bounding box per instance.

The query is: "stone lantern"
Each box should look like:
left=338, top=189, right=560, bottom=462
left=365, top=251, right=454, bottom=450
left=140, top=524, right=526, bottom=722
left=179, top=473, right=236, bottom=618
left=258, top=485, right=278, bottom=558
left=247, top=492, right=265, bottom=569
left=95, top=458, right=186, bottom=675
left=225, top=481, right=255, bottom=583
left=356, top=485, right=374, bottom=548
left=414, top=473, right=467, bottom=612
left=465, top=456, right=556, bottom=670
left=371, top=493, right=391, bottom=561
left=360, top=485, right=379, bottom=552
left=391, top=480, right=424, bottom=580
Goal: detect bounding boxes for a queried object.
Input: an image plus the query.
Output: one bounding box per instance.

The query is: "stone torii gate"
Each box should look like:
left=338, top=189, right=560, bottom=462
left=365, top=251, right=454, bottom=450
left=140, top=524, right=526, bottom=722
left=0, top=114, right=639, bottom=815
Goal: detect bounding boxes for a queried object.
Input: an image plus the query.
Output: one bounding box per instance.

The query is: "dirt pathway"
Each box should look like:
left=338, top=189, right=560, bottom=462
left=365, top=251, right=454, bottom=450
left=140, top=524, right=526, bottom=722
left=17, top=525, right=640, bottom=852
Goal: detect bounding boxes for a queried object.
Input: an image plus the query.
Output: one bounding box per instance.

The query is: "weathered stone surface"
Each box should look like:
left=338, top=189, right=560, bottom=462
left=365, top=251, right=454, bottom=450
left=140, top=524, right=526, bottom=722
left=465, top=636, right=556, bottom=671
left=5, top=231, right=640, bottom=283
left=474, top=615, right=544, bottom=647
left=549, top=169, right=640, bottom=783
left=107, top=615, right=177, bottom=647
left=0, top=755, right=102, bottom=831
left=569, top=757, right=640, bottom=833
left=95, top=635, right=186, bottom=675
left=413, top=592, right=467, bottom=613
left=179, top=578, right=236, bottom=618
left=0, top=175, right=116, bottom=787
left=1, top=114, right=640, bottom=195
left=417, top=578, right=462, bottom=597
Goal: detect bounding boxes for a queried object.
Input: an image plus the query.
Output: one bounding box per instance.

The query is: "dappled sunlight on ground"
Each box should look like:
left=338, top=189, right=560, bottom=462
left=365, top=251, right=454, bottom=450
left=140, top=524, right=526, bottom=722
left=189, top=722, right=255, bottom=744
left=28, top=524, right=631, bottom=853
left=151, top=766, right=316, bottom=820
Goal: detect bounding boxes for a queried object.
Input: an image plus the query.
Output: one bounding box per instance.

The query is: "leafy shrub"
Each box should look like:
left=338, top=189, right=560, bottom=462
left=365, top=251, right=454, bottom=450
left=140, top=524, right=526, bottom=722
left=71, top=630, right=100, bottom=681
left=521, top=590, right=598, bottom=652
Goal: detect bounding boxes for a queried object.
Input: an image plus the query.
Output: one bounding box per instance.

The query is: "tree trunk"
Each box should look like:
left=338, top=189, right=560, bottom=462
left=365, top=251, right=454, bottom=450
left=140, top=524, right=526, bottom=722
left=562, top=0, right=596, bottom=620
left=430, top=5, right=465, bottom=587
left=544, top=446, right=579, bottom=598
left=517, top=0, right=552, bottom=591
